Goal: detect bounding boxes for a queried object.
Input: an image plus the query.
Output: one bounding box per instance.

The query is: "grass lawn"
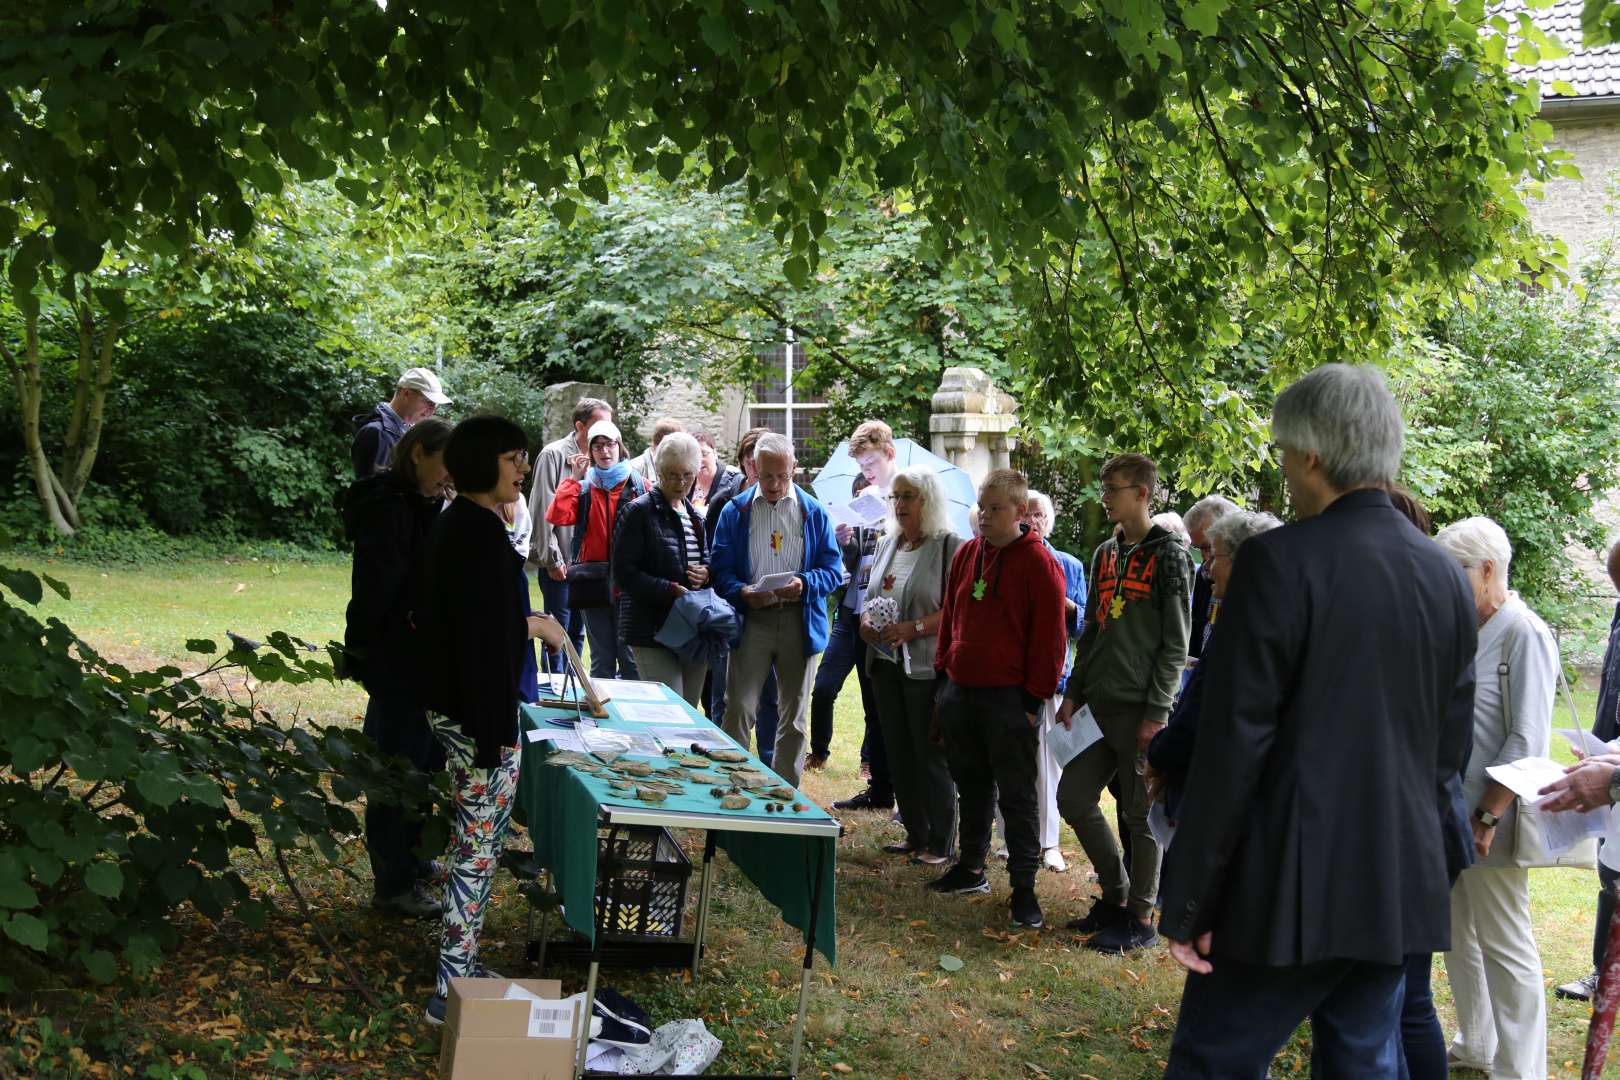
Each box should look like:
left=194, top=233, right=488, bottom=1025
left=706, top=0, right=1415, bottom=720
left=3, top=556, right=1617, bottom=1078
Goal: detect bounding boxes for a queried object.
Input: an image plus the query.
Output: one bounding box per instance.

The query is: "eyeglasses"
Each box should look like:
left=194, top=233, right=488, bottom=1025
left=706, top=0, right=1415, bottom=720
left=1194, top=542, right=1213, bottom=557
left=889, top=490, right=920, bottom=504
left=1101, top=483, right=1139, bottom=497
left=1205, top=548, right=1229, bottom=564
left=502, top=450, right=530, bottom=468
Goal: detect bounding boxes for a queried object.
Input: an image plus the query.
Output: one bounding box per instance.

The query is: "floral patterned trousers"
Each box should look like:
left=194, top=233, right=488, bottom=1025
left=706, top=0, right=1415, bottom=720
left=428, top=713, right=520, bottom=997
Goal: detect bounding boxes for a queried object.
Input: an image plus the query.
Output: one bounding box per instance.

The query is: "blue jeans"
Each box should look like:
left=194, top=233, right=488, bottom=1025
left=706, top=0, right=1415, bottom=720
left=810, top=609, right=885, bottom=785
left=1167, top=955, right=1403, bottom=1079
left=582, top=605, right=638, bottom=680
left=537, top=573, right=586, bottom=675
left=361, top=685, right=444, bottom=899
left=1395, top=954, right=1446, bottom=1080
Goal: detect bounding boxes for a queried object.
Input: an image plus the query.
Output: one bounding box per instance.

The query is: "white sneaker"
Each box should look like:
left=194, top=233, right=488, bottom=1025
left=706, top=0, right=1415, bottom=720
left=993, top=846, right=1010, bottom=860
left=1042, top=848, right=1068, bottom=873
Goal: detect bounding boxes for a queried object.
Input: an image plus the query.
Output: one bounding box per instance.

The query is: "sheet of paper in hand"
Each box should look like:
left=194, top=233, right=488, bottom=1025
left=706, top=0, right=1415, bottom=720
left=829, top=492, right=888, bottom=529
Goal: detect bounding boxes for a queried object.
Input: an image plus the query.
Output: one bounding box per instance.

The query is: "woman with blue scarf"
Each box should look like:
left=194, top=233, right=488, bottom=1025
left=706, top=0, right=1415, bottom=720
left=544, top=419, right=644, bottom=679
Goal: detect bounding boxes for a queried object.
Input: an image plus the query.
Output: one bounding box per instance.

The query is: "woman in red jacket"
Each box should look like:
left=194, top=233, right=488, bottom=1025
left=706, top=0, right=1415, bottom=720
left=545, top=419, right=644, bottom=679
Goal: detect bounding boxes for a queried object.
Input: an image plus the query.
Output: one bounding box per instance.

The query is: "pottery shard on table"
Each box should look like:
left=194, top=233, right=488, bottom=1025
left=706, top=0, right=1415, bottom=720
left=634, top=787, right=667, bottom=803
left=719, top=795, right=752, bottom=810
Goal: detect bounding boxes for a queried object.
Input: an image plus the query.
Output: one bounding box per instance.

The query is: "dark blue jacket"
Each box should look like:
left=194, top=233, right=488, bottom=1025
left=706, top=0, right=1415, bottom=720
left=611, top=488, right=708, bottom=648
left=710, top=484, right=843, bottom=656
left=1044, top=541, right=1087, bottom=696
left=340, top=471, right=438, bottom=695
left=351, top=402, right=405, bottom=479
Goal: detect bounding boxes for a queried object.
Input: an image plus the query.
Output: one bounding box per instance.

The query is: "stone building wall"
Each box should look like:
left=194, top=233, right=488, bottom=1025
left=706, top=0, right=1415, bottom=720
left=634, top=366, right=750, bottom=458
left=1527, top=112, right=1620, bottom=271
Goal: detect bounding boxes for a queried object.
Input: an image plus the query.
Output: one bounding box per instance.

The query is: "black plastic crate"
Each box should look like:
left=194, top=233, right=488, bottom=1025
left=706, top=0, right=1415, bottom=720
left=595, top=824, right=691, bottom=939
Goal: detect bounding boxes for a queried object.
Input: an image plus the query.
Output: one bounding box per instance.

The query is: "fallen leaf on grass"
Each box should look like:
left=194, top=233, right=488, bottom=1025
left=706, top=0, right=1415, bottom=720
left=939, top=954, right=964, bottom=972
left=832, top=1064, right=853, bottom=1074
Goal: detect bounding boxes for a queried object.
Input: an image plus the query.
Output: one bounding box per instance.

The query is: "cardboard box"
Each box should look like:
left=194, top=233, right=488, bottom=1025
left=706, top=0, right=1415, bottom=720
left=439, top=977, right=582, bottom=1080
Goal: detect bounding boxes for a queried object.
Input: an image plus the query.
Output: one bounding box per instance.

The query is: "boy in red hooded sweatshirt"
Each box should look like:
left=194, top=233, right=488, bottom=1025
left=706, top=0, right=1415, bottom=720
left=932, top=468, right=1067, bottom=930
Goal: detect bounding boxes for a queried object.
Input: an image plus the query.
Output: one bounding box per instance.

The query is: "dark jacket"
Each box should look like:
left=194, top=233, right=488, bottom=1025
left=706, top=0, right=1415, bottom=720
left=696, top=465, right=743, bottom=512
left=351, top=403, right=405, bottom=480
left=1147, top=642, right=1207, bottom=822
left=611, top=489, right=709, bottom=648
left=703, top=471, right=747, bottom=543
left=341, top=471, right=439, bottom=694
left=415, top=496, right=530, bottom=768
left=1159, top=488, right=1477, bottom=967
left=1188, top=565, right=1215, bottom=660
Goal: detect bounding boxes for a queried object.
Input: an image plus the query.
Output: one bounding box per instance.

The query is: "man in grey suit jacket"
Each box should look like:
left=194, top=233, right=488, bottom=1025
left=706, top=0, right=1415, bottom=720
left=1160, top=365, right=1477, bottom=1077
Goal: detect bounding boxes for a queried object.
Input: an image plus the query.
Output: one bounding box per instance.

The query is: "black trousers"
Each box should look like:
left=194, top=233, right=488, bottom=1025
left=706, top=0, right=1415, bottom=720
left=938, top=681, right=1040, bottom=889
left=809, top=611, right=886, bottom=789
left=1593, top=858, right=1620, bottom=969
left=361, top=684, right=444, bottom=898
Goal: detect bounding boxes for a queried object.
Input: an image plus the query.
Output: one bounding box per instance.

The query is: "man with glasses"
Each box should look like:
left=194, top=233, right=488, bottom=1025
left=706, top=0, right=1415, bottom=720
left=1055, top=453, right=1192, bottom=953
left=351, top=367, right=452, bottom=479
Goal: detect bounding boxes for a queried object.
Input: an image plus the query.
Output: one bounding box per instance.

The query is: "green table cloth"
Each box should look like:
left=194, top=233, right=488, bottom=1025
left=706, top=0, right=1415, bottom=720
left=515, top=684, right=838, bottom=965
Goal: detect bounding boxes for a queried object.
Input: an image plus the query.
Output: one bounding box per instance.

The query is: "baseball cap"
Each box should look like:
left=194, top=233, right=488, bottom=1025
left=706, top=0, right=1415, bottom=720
left=587, top=419, right=623, bottom=445
left=396, top=367, right=451, bottom=406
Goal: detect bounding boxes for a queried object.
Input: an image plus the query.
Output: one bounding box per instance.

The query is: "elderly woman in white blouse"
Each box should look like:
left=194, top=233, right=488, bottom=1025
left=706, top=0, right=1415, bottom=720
left=1433, top=516, right=1553, bottom=1080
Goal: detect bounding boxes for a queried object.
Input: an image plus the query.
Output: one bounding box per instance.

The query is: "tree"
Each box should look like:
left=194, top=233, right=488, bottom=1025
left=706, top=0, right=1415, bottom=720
left=0, top=0, right=1575, bottom=530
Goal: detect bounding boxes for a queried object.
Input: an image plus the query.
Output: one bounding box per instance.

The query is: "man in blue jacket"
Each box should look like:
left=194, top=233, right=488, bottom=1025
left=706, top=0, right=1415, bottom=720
left=711, top=432, right=844, bottom=788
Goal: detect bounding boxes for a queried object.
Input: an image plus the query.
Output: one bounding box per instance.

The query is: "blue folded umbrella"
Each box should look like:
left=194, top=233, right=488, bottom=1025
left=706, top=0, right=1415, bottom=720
left=654, top=588, right=742, bottom=666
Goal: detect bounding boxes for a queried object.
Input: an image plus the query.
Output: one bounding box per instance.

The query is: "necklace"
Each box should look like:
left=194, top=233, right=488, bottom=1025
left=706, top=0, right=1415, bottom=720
left=972, top=540, right=1005, bottom=601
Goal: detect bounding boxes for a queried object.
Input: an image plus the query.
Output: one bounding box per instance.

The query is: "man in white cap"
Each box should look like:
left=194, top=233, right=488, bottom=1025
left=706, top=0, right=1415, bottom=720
left=351, top=367, right=452, bottom=479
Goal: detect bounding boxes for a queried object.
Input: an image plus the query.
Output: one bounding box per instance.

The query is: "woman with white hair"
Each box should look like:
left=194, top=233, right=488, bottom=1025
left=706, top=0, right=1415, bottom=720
left=1433, top=515, right=1553, bottom=1079
left=859, top=466, right=963, bottom=864
left=611, top=432, right=712, bottom=704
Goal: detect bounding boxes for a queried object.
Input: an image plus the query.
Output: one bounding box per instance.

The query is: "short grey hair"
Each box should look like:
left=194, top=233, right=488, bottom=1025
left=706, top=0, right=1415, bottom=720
left=1208, top=510, right=1283, bottom=556
left=1184, top=494, right=1239, bottom=535
left=1271, top=364, right=1404, bottom=490
left=753, top=432, right=795, bottom=464
left=1434, top=516, right=1512, bottom=578
left=888, top=467, right=954, bottom=540
left=1026, top=489, right=1055, bottom=523
left=655, top=431, right=701, bottom=475
left=1152, top=511, right=1190, bottom=546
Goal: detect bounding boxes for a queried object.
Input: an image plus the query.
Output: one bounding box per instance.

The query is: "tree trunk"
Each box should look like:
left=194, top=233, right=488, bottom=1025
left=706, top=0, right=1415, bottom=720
left=3, top=308, right=80, bottom=536
left=67, top=299, right=120, bottom=504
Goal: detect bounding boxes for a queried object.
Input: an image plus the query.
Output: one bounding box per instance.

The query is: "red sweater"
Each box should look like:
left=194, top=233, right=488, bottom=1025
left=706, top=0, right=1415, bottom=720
left=934, top=529, right=1067, bottom=707
left=544, top=476, right=628, bottom=562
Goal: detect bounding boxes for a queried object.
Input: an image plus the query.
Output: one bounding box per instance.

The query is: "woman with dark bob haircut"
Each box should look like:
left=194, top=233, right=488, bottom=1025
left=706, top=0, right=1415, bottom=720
left=342, top=416, right=454, bottom=919
left=417, top=414, right=567, bottom=1025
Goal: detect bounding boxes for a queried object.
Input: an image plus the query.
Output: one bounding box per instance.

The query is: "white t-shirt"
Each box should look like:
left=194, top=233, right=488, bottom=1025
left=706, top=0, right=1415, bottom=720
left=870, top=543, right=921, bottom=665
left=504, top=495, right=534, bottom=559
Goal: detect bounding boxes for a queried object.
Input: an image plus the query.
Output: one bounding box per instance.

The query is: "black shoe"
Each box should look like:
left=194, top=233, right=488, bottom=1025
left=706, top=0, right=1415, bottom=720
left=882, top=840, right=920, bottom=855
left=833, top=787, right=895, bottom=811
left=372, top=883, right=445, bottom=919
left=927, top=864, right=991, bottom=895
left=425, top=992, right=447, bottom=1026
left=1556, top=971, right=1600, bottom=1001
left=1085, top=919, right=1158, bottom=954
left=1064, top=898, right=1129, bottom=934
left=1010, top=887, right=1044, bottom=929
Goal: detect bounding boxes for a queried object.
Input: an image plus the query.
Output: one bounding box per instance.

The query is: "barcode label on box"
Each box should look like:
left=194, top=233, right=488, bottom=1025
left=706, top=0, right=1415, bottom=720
left=528, top=1004, right=575, bottom=1040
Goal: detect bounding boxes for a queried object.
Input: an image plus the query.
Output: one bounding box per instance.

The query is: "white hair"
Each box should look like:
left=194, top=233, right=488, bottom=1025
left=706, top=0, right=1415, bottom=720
left=1271, top=364, right=1404, bottom=490
left=753, top=432, right=795, bottom=464
left=1207, top=510, right=1283, bottom=554
left=655, top=431, right=701, bottom=475
left=1184, top=494, right=1239, bottom=534
left=887, top=467, right=954, bottom=540
left=1434, top=516, right=1512, bottom=578
left=1026, top=489, right=1056, bottom=524
left=1152, top=511, right=1191, bottom=546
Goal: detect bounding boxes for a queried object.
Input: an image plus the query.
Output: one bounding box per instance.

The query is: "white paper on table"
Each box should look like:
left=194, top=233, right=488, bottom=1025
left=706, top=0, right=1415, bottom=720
left=1148, top=800, right=1177, bottom=849
left=602, top=679, right=671, bottom=702
left=528, top=728, right=586, bottom=753
left=502, top=985, right=585, bottom=1040
left=1047, top=704, right=1104, bottom=768
left=578, top=727, right=662, bottom=757
left=752, top=571, right=800, bottom=592
left=615, top=701, right=695, bottom=726
left=648, top=726, right=736, bottom=752
left=829, top=492, right=888, bottom=528
left=1559, top=728, right=1617, bottom=759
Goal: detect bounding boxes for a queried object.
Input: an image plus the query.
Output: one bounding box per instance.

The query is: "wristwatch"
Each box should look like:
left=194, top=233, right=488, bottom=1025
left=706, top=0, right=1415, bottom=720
left=913, top=620, right=925, bottom=636
left=1608, top=767, right=1620, bottom=806
left=1473, top=807, right=1501, bottom=828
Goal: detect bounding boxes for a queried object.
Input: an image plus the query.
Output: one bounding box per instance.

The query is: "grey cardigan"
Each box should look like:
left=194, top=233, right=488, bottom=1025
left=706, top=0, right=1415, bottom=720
left=861, top=530, right=962, bottom=680
left=1470, top=592, right=1557, bottom=864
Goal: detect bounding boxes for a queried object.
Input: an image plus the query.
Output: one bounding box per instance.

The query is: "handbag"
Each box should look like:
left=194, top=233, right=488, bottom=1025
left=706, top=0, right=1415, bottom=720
left=1500, top=626, right=1600, bottom=870
left=566, top=560, right=612, bottom=609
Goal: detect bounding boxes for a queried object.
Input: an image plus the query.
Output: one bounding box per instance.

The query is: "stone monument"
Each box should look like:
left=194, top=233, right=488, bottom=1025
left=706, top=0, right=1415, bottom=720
left=929, top=367, right=1018, bottom=488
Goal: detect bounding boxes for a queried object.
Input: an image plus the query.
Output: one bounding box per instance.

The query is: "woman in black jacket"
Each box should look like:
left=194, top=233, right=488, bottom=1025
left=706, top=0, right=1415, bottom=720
left=612, top=431, right=711, bottom=705
left=417, top=415, right=567, bottom=1027
left=341, top=416, right=453, bottom=919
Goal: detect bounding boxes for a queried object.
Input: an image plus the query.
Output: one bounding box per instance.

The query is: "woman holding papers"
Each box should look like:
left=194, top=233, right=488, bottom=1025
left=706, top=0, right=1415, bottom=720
left=1433, top=517, right=1555, bottom=1079
left=417, top=416, right=569, bottom=1027
left=613, top=432, right=712, bottom=706
left=860, top=468, right=963, bottom=865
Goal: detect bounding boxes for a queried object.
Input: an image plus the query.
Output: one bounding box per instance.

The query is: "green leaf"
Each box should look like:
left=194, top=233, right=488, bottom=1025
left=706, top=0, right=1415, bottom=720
left=3, top=913, right=48, bottom=952
left=939, top=953, right=964, bottom=971
left=0, top=870, right=38, bottom=911
left=0, top=568, right=43, bottom=605
left=83, top=861, right=124, bottom=899
left=41, top=575, right=70, bottom=601
left=1182, top=0, right=1229, bottom=36
left=783, top=255, right=809, bottom=288
left=135, top=768, right=183, bottom=809
left=656, top=152, right=684, bottom=183
left=580, top=175, right=610, bottom=204
left=185, top=639, right=217, bottom=655
left=700, top=15, right=736, bottom=56
left=80, top=947, right=117, bottom=982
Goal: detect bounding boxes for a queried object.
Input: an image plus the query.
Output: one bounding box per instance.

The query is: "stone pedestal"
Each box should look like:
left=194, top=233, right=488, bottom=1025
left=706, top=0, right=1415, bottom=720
left=929, top=367, right=1018, bottom=489
left=542, top=382, right=617, bottom=446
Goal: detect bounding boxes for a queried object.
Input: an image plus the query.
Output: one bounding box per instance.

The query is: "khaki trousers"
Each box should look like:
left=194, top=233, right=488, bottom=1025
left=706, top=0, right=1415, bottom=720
left=723, top=605, right=820, bottom=787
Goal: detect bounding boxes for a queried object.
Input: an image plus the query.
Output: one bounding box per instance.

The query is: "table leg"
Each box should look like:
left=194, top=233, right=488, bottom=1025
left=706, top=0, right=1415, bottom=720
left=788, top=840, right=828, bottom=1078
left=692, top=832, right=717, bottom=977
left=576, top=957, right=601, bottom=1080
